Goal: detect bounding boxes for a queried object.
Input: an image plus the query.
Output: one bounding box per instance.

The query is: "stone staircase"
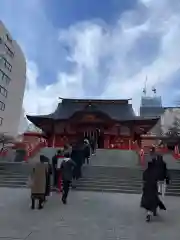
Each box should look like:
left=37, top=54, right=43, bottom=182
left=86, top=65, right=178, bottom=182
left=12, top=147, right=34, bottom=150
left=0, top=149, right=180, bottom=196
left=74, top=165, right=180, bottom=196
left=0, top=162, right=31, bottom=188
left=73, top=149, right=180, bottom=196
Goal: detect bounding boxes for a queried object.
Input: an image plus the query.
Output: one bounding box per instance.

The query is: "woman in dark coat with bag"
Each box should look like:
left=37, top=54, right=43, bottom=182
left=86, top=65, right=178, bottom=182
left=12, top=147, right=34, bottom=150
left=141, top=162, right=166, bottom=222
left=30, top=155, right=47, bottom=209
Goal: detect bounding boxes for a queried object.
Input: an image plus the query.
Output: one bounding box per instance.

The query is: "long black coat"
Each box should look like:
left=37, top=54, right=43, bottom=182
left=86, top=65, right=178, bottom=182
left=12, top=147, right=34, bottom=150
left=141, top=166, right=166, bottom=211
left=60, top=159, right=76, bottom=181
left=154, top=155, right=168, bottom=181
left=141, top=167, right=159, bottom=211
left=71, top=147, right=84, bottom=179
left=84, top=144, right=90, bottom=158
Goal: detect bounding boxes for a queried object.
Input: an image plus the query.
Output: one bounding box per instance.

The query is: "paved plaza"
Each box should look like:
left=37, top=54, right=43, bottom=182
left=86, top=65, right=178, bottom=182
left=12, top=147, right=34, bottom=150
left=0, top=188, right=180, bottom=239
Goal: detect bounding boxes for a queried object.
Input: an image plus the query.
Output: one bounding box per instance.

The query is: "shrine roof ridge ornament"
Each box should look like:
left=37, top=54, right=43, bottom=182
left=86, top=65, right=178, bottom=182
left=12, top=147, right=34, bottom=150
left=59, top=97, right=132, bottom=104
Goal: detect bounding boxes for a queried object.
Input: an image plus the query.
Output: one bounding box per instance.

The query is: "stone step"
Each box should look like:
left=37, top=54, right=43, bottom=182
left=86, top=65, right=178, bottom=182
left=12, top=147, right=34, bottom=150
left=0, top=172, right=29, bottom=177
left=78, top=179, right=180, bottom=187
left=0, top=183, right=27, bottom=188
left=74, top=187, right=142, bottom=194
left=0, top=179, right=27, bottom=184
left=73, top=186, right=180, bottom=196
left=76, top=181, right=180, bottom=190
left=81, top=172, right=180, bottom=180
left=82, top=166, right=180, bottom=175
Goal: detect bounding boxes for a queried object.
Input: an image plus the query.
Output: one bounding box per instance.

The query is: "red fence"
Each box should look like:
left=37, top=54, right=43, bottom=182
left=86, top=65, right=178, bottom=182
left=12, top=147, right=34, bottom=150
left=24, top=138, right=47, bottom=161
left=0, top=148, right=8, bottom=157
left=173, top=145, right=180, bottom=160
left=14, top=133, right=48, bottom=162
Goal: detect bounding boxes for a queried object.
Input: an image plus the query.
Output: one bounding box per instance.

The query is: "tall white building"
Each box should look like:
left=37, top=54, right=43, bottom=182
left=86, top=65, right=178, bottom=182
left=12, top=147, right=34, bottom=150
left=18, top=108, right=29, bottom=135
left=0, top=21, right=26, bottom=138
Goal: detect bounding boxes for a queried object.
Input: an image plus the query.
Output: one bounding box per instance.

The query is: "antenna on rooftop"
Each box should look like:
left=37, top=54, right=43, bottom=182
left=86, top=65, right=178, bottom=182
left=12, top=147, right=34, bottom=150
left=142, top=76, right=147, bottom=96
left=152, top=86, right=157, bottom=95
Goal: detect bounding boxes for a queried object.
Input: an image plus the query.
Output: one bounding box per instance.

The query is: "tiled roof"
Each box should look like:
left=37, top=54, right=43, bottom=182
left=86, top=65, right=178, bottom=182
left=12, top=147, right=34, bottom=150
left=26, top=99, right=159, bottom=131
left=51, top=100, right=136, bottom=120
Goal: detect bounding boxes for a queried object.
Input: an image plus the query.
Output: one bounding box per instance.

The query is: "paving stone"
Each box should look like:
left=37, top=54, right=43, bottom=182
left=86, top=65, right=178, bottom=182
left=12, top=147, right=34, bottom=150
left=0, top=188, right=180, bottom=239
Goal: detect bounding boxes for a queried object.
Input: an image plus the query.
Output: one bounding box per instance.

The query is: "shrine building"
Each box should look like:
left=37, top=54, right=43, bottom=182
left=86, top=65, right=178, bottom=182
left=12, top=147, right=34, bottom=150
left=27, top=98, right=159, bottom=149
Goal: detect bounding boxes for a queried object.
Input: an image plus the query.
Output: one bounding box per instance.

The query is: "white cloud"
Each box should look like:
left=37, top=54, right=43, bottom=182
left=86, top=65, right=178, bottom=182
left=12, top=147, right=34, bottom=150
left=23, top=0, right=180, bottom=115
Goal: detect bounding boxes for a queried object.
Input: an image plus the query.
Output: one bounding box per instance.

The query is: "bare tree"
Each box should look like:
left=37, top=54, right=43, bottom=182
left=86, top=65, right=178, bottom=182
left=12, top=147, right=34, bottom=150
left=0, top=134, right=14, bottom=153
left=166, top=116, right=180, bottom=137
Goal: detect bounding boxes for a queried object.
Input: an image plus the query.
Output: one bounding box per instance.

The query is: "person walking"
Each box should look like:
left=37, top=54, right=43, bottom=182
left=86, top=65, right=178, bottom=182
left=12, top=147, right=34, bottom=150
left=64, top=143, right=72, bottom=156
left=83, top=139, right=90, bottom=164
left=30, top=155, right=47, bottom=210
left=71, top=142, right=84, bottom=187
left=60, top=152, right=76, bottom=204
left=146, top=146, right=157, bottom=164
left=90, top=138, right=96, bottom=155
left=141, top=162, right=166, bottom=222
left=52, top=150, right=62, bottom=189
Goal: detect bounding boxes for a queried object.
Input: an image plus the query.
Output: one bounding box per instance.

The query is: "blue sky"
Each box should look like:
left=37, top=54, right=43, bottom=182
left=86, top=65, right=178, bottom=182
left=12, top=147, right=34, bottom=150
left=1, top=0, right=180, bottom=115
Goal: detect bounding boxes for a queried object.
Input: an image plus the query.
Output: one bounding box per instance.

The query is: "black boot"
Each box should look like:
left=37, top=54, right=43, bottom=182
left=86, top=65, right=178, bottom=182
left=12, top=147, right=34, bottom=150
left=146, top=214, right=151, bottom=222
left=31, top=198, right=35, bottom=210
left=62, top=196, right=67, bottom=204
left=38, top=199, right=44, bottom=210
left=153, top=209, right=157, bottom=216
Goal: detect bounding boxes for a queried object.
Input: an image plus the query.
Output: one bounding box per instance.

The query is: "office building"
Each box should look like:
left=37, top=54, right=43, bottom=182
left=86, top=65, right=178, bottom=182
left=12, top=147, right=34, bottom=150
left=0, top=21, right=26, bottom=138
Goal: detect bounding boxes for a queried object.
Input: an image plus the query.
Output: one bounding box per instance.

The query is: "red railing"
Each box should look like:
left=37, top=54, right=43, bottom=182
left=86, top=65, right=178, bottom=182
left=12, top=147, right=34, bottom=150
left=24, top=138, right=47, bottom=161
left=0, top=148, right=8, bottom=157
left=173, top=145, right=180, bottom=160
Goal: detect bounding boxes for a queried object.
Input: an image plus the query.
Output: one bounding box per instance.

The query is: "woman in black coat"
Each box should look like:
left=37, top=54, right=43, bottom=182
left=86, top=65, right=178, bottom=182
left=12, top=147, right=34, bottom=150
left=141, top=162, right=166, bottom=222
left=71, top=143, right=83, bottom=180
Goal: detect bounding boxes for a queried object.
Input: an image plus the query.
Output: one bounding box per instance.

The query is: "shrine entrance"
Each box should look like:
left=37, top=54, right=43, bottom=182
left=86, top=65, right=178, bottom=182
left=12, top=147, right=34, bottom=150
left=83, top=128, right=104, bottom=148
left=70, top=112, right=110, bottom=149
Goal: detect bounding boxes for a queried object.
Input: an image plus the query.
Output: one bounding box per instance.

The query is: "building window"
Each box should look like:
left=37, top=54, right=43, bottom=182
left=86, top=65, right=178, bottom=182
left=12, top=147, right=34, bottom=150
left=0, top=117, right=3, bottom=126
left=0, top=57, right=12, bottom=72
left=0, top=85, right=7, bottom=97
left=0, top=101, right=5, bottom=111
left=5, top=44, right=14, bottom=58
left=0, top=69, right=11, bottom=85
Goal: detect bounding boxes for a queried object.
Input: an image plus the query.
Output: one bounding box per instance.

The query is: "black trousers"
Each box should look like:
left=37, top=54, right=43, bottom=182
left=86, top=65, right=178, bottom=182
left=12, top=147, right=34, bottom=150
left=91, top=146, right=95, bottom=154
left=53, top=169, right=58, bottom=187
left=31, top=197, right=44, bottom=209
left=85, top=157, right=89, bottom=164
left=62, top=180, right=71, bottom=201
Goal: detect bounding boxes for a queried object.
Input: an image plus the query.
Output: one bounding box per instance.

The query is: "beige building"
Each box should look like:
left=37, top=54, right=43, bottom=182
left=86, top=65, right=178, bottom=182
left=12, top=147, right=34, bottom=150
left=0, top=21, right=26, bottom=138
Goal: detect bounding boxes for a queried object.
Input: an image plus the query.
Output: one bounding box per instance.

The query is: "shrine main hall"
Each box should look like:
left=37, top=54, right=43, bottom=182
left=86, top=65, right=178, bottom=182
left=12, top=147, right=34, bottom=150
left=27, top=98, right=159, bottom=149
